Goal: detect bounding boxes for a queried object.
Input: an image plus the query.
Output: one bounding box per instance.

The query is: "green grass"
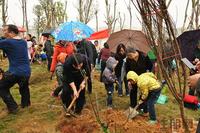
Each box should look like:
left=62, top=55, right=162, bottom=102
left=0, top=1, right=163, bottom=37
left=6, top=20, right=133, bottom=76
left=0, top=61, right=199, bottom=133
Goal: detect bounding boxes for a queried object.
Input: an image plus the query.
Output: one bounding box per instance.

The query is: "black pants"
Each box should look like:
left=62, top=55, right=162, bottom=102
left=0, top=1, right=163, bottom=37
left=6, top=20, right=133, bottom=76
left=196, top=118, right=200, bottom=133
left=47, top=55, right=52, bottom=71
left=87, top=77, right=92, bottom=94
left=137, top=89, right=161, bottom=120
left=130, top=84, right=138, bottom=108
left=0, top=72, right=30, bottom=111
left=61, top=85, right=85, bottom=113
left=100, top=60, right=106, bottom=82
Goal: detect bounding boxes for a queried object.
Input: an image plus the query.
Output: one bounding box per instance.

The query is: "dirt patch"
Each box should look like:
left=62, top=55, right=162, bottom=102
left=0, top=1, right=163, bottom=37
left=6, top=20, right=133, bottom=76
left=57, top=106, right=165, bottom=133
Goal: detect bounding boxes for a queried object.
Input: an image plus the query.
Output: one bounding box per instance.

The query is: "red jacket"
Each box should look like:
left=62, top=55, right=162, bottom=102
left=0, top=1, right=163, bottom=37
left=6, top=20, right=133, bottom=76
left=50, top=42, right=74, bottom=72
left=99, top=48, right=111, bottom=61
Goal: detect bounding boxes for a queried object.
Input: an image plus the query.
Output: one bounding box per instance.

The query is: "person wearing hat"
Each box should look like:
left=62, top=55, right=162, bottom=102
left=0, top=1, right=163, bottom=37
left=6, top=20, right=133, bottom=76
left=127, top=71, right=161, bottom=124
left=121, top=47, right=153, bottom=108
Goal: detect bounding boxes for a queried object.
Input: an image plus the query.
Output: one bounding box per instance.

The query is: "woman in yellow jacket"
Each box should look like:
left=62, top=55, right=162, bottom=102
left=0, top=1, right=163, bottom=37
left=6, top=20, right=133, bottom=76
left=127, top=71, right=161, bottom=124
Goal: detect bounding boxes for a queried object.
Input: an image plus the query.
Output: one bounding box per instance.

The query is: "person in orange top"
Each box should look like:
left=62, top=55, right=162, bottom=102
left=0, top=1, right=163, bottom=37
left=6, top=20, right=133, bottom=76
left=51, top=53, right=68, bottom=97
left=50, top=40, right=75, bottom=77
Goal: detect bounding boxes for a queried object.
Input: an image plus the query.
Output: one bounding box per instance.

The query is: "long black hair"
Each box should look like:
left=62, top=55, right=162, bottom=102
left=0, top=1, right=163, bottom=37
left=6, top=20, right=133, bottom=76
left=116, top=43, right=126, bottom=54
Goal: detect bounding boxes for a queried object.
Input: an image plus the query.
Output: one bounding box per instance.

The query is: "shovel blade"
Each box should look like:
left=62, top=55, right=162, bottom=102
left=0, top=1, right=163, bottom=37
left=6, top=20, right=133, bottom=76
left=65, top=111, right=77, bottom=118
left=124, top=107, right=139, bottom=119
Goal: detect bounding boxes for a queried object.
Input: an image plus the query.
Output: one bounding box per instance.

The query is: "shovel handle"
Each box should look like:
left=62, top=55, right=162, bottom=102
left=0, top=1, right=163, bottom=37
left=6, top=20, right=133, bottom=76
left=66, top=88, right=82, bottom=112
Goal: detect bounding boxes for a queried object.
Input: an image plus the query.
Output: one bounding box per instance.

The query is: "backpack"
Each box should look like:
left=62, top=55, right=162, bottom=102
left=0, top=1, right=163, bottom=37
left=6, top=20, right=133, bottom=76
left=183, top=94, right=198, bottom=110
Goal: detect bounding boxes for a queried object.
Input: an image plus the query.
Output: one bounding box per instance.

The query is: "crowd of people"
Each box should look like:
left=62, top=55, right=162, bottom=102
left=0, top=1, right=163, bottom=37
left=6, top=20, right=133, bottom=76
left=0, top=24, right=200, bottom=128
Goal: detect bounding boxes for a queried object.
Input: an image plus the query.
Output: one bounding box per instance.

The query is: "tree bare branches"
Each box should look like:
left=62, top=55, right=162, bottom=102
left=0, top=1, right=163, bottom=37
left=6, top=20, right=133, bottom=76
left=19, top=0, right=29, bottom=32
left=104, top=0, right=118, bottom=33
left=76, top=0, right=95, bottom=24
left=1, top=0, right=8, bottom=25
left=118, top=12, right=125, bottom=30
left=132, top=0, right=189, bottom=131
left=33, top=0, right=67, bottom=31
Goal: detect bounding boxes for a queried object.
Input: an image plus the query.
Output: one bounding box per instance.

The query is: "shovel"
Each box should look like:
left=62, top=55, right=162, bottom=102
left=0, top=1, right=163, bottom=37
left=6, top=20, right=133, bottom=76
left=124, top=105, right=139, bottom=119
left=63, top=88, right=83, bottom=117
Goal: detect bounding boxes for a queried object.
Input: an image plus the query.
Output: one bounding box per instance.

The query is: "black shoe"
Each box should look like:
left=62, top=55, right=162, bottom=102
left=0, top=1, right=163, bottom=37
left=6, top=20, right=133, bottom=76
left=74, top=109, right=82, bottom=115
left=21, top=102, right=31, bottom=108
left=8, top=107, right=19, bottom=114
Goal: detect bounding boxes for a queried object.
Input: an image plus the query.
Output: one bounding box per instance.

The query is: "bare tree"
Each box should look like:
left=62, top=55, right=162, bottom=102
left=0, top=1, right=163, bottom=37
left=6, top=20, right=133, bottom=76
left=95, top=9, right=98, bottom=31
left=124, top=0, right=132, bottom=29
left=132, top=0, right=189, bottom=131
left=118, top=12, right=125, bottom=30
left=39, top=0, right=53, bottom=29
left=34, top=0, right=68, bottom=33
left=19, top=0, right=25, bottom=28
left=54, top=1, right=67, bottom=26
left=24, top=0, right=29, bottom=32
left=64, top=1, right=68, bottom=22
left=187, top=0, right=200, bottom=30
left=76, top=0, right=95, bottom=24
left=94, top=0, right=99, bottom=31
left=19, top=0, right=29, bottom=32
left=33, top=4, right=46, bottom=40
left=104, top=0, right=118, bottom=33
left=182, top=0, right=190, bottom=31
left=1, top=0, right=8, bottom=25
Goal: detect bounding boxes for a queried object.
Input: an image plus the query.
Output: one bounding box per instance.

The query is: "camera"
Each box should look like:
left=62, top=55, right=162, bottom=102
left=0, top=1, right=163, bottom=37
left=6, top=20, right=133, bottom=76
left=181, top=58, right=197, bottom=75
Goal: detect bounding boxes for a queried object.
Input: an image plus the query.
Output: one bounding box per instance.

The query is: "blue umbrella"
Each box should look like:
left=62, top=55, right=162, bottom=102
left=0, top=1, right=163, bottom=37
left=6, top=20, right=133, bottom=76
left=52, top=21, right=94, bottom=41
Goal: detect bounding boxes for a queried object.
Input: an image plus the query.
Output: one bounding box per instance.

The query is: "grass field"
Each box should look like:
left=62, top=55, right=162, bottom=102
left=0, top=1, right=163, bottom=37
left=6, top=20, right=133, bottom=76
left=0, top=60, right=199, bottom=133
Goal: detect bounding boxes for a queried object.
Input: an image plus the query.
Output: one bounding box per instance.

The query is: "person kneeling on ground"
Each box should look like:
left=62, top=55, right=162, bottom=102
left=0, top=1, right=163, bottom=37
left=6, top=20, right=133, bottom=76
left=127, top=71, right=161, bottom=124
left=102, top=57, right=118, bottom=108
left=61, top=53, right=91, bottom=114
left=51, top=53, right=68, bottom=97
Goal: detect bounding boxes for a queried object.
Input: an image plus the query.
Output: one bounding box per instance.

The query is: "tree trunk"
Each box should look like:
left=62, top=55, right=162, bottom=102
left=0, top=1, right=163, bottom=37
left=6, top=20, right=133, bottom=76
left=79, top=0, right=83, bottom=22
left=2, top=0, right=8, bottom=25
left=21, top=0, right=25, bottom=28
left=111, top=0, right=117, bottom=33
left=36, top=16, right=40, bottom=41
left=84, top=0, right=93, bottom=24
left=24, top=0, right=29, bottom=33
left=197, top=119, right=200, bottom=133
left=64, top=1, right=67, bottom=22
left=179, top=101, right=189, bottom=133
left=182, top=0, right=190, bottom=31
left=95, top=10, right=98, bottom=31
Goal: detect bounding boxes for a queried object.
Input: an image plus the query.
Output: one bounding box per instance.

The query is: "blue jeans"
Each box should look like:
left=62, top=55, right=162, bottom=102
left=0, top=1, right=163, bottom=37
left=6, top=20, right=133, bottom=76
left=138, top=88, right=161, bottom=120
left=117, top=77, right=129, bottom=95
left=104, top=84, right=114, bottom=106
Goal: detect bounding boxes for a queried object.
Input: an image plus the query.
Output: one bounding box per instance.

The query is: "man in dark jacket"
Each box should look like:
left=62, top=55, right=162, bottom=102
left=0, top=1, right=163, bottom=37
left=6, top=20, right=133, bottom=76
left=76, top=39, right=93, bottom=93
left=0, top=24, right=31, bottom=113
left=61, top=53, right=91, bottom=114
left=43, top=35, right=54, bottom=71
left=122, top=47, right=153, bottom=108
left=76, top=39, right=94, bottom=66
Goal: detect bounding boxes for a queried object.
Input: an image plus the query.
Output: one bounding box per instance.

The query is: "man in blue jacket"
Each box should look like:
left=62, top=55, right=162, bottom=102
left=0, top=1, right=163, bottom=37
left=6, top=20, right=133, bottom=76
left=0, top=24, right=31, bottom=114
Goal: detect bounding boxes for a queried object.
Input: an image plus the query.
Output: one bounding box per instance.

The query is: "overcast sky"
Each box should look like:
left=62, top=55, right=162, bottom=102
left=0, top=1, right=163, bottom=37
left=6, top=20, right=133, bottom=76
left=6, top=0, right=191, bottom=30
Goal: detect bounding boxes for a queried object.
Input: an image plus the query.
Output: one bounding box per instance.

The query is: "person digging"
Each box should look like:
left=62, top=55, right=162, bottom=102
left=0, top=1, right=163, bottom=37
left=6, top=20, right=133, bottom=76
left=61, top=53, right=91, bottom=115
left=126, top=71, right=161, bottom=124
